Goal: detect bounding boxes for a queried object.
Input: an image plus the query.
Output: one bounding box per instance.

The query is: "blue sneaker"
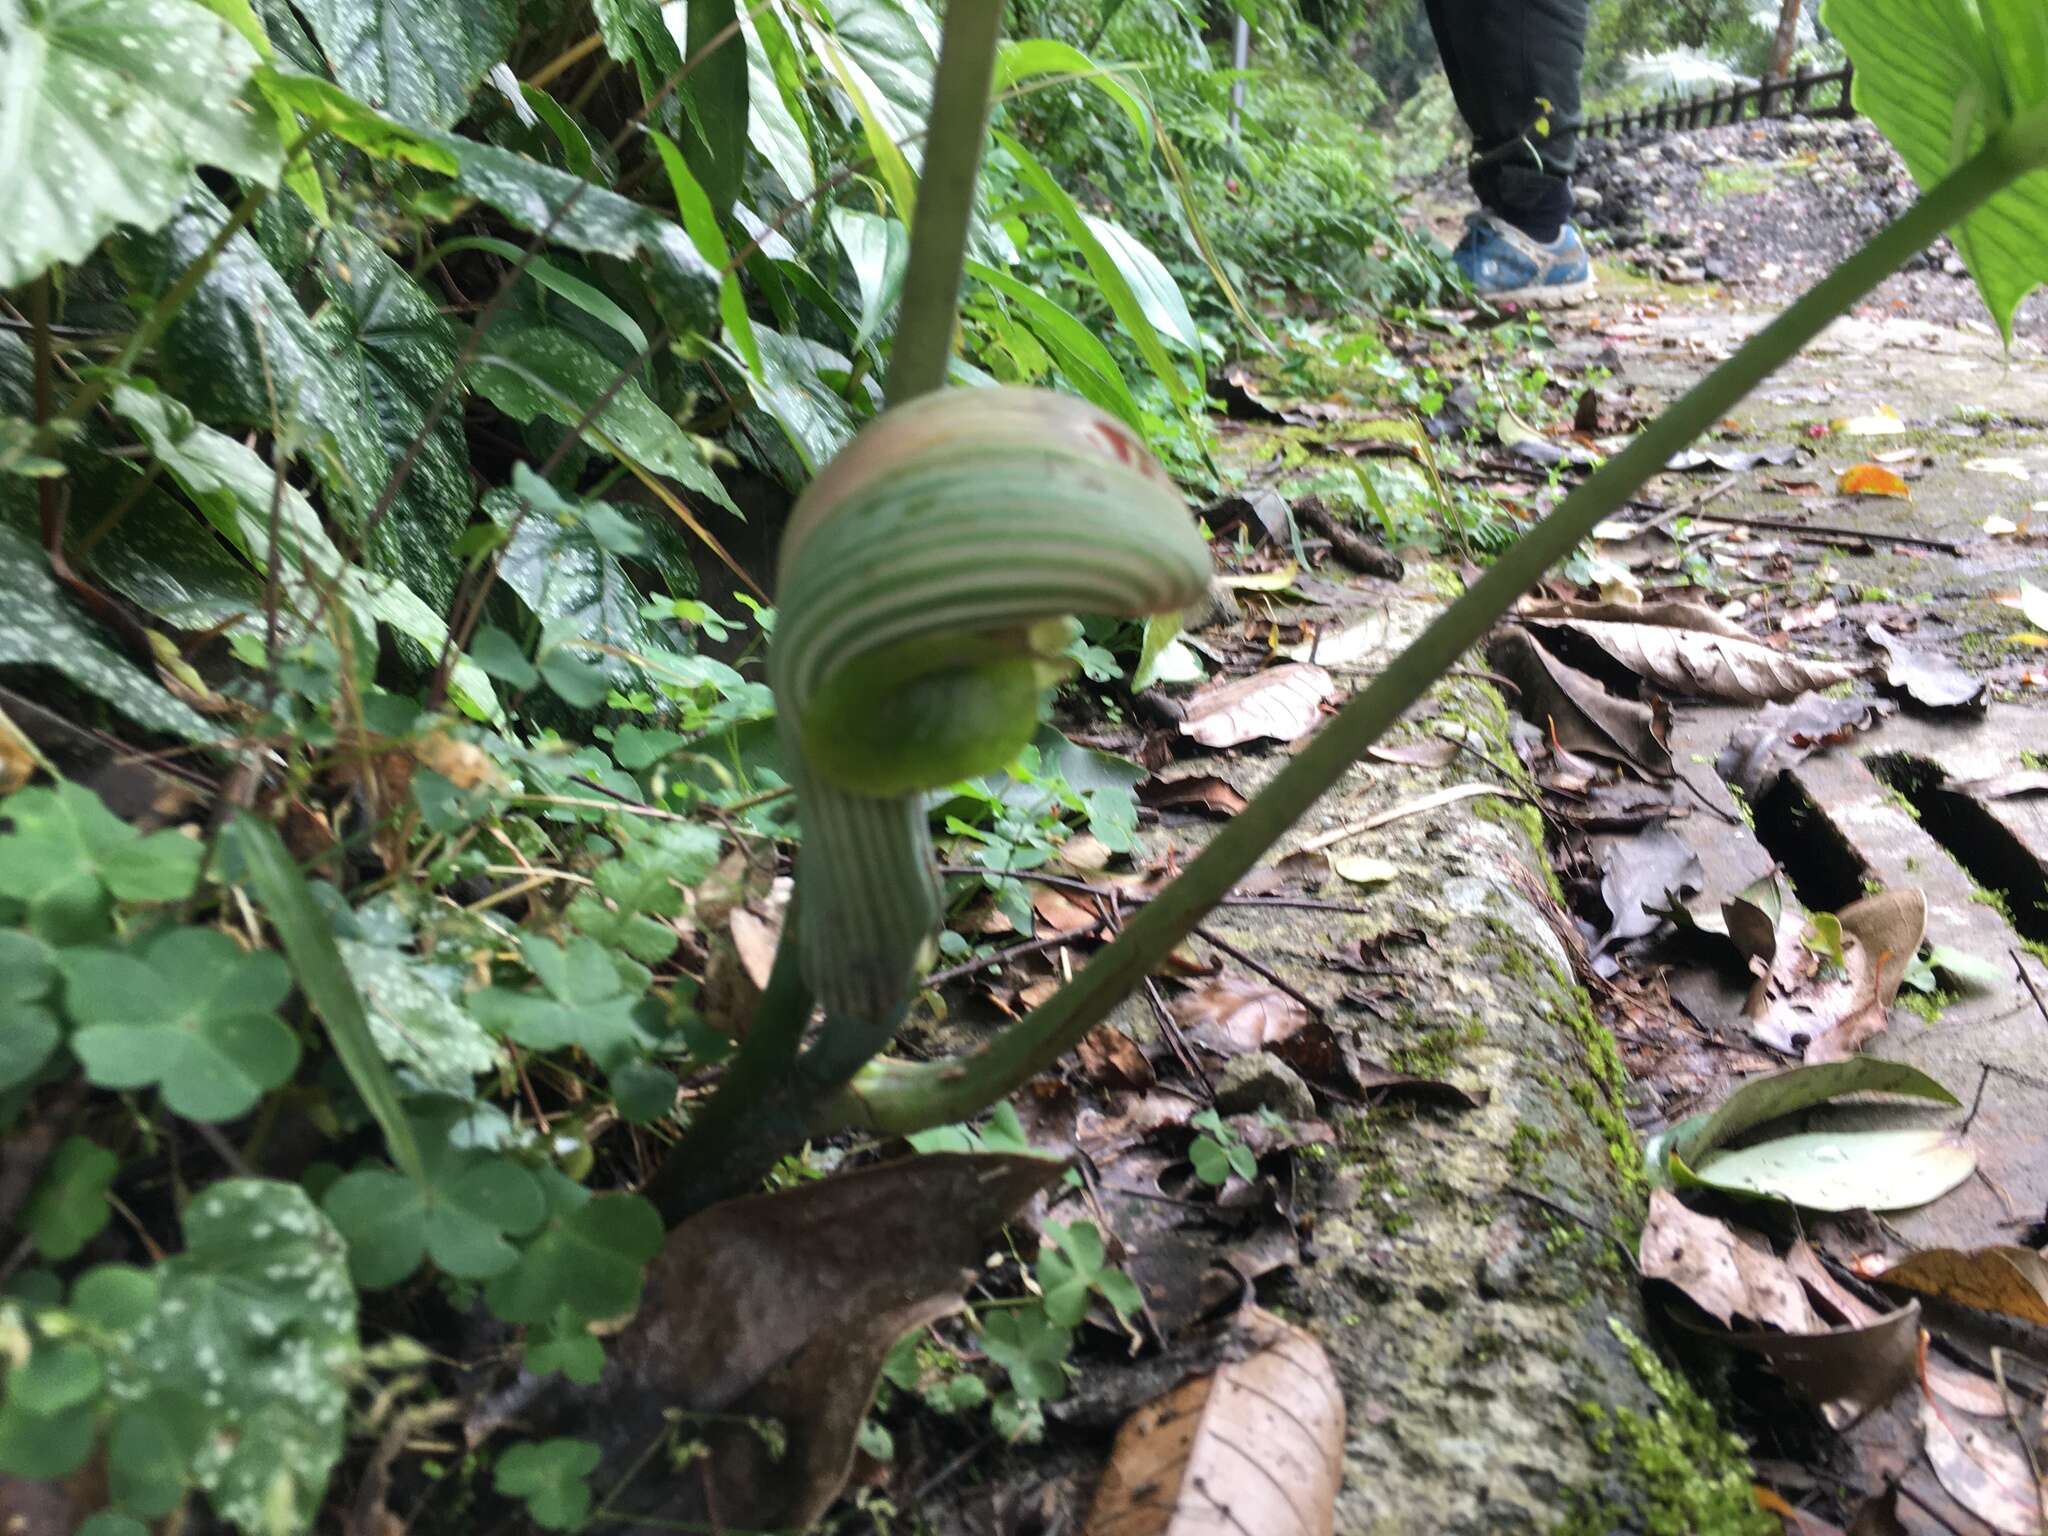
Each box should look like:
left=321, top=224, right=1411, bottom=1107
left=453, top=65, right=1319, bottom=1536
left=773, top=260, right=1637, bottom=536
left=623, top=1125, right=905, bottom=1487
left=1452, top=213, right=1593, bottom=307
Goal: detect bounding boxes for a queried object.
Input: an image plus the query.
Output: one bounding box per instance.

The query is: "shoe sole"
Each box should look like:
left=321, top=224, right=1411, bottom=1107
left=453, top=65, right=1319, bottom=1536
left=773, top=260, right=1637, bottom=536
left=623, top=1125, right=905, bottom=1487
left=1482, top=278, right=1594, bottom=308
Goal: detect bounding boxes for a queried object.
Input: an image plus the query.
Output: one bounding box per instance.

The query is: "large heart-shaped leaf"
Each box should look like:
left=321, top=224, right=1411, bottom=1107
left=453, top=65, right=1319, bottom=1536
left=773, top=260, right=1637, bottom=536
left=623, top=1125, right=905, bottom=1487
left=119, top=192, right=387, bottom=527
left=112, top=384, right=498, bottom=717
left=1825, top=0, right=2048, bottom=339
left=292, top=0, right=517, bottom=129
left=315, top=227, right=470, bottom=606
left=0, top=0, right=282, bottom=287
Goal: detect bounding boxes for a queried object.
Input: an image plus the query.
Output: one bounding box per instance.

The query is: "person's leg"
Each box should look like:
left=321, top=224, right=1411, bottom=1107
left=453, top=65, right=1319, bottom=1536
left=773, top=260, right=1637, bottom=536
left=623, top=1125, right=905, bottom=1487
left=1423, top=0, right=1588, bottom=241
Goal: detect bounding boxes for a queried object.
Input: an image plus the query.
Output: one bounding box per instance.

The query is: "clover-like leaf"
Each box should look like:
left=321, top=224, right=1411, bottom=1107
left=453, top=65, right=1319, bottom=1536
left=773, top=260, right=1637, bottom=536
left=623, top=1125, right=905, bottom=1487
left=0, top=781, right=202, bottom=943
left=483, top=1171, right=662, bottom=1325
left=978, top=1307, right=1073, bottom=1404
left=525, top=1310, right=605, bottom=1385
left=467, top=935, right=651, bottom=1069
left=1826, top=0, right=2048, bottom=340
left=1034, top=1219, right=1141, bottom=1327
left=61, top=927, right=299, bottom=1121
left=24, top=1136, right=118, bottom=1261
left=494, top=1437, right=600, bottom=1530
left=322, top=1106, right=547, bottom=1287
left=0, top=929, right=61, bottom=1090
left=0, top=0, right=282, bottom=289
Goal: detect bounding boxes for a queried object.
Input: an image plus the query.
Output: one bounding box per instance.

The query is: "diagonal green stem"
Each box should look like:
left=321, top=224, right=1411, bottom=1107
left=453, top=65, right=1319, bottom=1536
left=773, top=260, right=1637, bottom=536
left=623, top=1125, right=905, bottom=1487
left=817, top=130, right=2026, bottom=1137
left=883, top=0, right=1005, bottom=403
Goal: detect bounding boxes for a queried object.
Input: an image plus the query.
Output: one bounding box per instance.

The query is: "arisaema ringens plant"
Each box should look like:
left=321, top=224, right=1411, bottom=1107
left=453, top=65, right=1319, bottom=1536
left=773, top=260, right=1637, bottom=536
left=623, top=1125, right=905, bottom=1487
left=649, top=0, right=2048, bottom=1219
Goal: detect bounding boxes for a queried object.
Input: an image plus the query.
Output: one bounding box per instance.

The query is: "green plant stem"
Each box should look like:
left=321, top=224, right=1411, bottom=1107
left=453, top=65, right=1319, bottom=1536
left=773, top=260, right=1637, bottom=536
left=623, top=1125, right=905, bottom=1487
left=882, top=0, right=1005, bottom=404
left=818, top=131, right=2025, bottom=1137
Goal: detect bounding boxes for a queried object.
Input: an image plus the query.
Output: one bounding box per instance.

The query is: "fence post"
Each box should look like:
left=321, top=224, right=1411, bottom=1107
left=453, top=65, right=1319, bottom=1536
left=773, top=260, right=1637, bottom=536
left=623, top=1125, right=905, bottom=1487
left=1761, top=73, right=1779, bottom=117
left=1835, top=60, right=1855, bottom=117
left=1792, top=61, right=1813, bottom=113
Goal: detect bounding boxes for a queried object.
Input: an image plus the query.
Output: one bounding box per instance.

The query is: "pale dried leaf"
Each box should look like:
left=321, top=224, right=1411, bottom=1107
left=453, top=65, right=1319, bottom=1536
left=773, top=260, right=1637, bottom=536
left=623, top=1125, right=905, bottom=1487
left=1179, top=664, right=1336, bottom=748
left=1170, top=976, right=1311, bottom=1054
left=1922, top=1399, right=2046, bottom=1535
left=1640, top=1188, right=1816, bottom=1330
left=1530, top=619, right=1860, bottom=703
left=1084, top=1307, right=1343, bottom=1536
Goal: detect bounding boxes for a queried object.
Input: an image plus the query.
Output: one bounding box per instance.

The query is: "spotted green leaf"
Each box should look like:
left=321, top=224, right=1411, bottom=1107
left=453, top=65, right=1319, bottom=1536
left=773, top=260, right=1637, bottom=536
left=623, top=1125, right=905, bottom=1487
left=0, top=519, right=217, bottom=744
left=338, top=936, right=501, bottom=1092
left=115, top=1181, right=357, bottom=1532
left=0, top=0, right=282, bottom=287
left=291, top=0, right=516, bottom=128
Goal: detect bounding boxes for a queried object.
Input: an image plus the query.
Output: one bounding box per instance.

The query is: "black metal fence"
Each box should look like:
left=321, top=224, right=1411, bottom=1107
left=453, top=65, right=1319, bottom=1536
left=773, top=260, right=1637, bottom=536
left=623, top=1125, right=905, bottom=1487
left=1581, top=62, right=1856, bottom=139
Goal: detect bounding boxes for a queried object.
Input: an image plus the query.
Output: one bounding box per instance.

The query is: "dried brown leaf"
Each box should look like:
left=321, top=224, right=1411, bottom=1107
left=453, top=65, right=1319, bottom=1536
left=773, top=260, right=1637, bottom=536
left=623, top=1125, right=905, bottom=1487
left=1490, top=628, right=1673, bottom=775
left=1749, top=890, right=1927, bottom=1061
left=1083, top=1307, right=1344, bottom=1536
left=1139, top=774, right=1250, bottom=817
left=1716, top=695, right=1894, bottom=800
left=1875, top=1246, right=2048, bottom=1328
left=1179, top=664, right=1336, bottom=748
left=1922, top=1399, right=2046, bottom=1535
left=1170, top=975, right=1311, bottom=1055
left=1530, top=618, right=1861, bottom=703
left=603, top=1154, right=1063, bottom=1532
left=1640, top=1189, right=1817, bottom=1331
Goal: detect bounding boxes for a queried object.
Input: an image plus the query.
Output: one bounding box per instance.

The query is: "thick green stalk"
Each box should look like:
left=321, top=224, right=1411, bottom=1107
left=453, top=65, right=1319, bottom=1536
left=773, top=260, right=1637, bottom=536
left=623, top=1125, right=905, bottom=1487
left=648, top=0, right=1010, bottom=1218
left=883, top=0, right=1005, bottom=404
left=819, top=131, right=2026, bottom=1137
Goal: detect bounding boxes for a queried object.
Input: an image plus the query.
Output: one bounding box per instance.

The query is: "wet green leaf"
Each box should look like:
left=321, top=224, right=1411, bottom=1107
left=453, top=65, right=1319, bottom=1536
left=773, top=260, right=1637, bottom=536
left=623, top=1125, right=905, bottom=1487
left=1682, top=1127, right=1977, bottom=1212
left=0, top=0, right=282, bottom=287
left=254, top=69, right=459, bottom=169
left=0, top=930, right=61, bottom=1090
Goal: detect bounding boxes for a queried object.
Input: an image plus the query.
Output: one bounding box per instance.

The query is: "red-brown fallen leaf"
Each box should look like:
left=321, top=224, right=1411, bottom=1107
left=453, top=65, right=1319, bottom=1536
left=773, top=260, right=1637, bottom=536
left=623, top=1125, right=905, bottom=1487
left=1875, top=1246, right=2048, bottom=1328
left=1083, top=1307, right=1344, bottom=1536
left=1139, top=774, right=1251, bottom=817
left=1839, top=464, right=1912, bottom=499
left=1169, top=975, right=1311, bottom=1054
left=1179, top=663, right=1336, bottom=747
left=1033, top=886, right=1106, bottom=935
left=1077, top=1026, right=1155, bottom=1090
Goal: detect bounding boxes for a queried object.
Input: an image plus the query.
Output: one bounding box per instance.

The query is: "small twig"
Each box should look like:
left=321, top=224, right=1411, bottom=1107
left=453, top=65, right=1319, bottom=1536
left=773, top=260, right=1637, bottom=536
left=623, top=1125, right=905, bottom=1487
left=1299, top=781, right=1530, bottom=853
left=1506, top=1185, right=1638, bottom=1272
left=1693, top=508, right=1965, bottom=553
left=1194, top=925, right=1325, bottom=1020
left=924, top=915, right=1110, bottom=990
left=1107, top=892, right=1212, bottom=1102
left=1638, top=471, right=1741, bottom=536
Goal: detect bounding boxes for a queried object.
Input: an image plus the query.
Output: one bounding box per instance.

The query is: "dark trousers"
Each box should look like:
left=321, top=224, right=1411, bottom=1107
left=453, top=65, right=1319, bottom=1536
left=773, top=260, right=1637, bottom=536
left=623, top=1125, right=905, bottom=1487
left=1423, top=0, right=1589, bottom=238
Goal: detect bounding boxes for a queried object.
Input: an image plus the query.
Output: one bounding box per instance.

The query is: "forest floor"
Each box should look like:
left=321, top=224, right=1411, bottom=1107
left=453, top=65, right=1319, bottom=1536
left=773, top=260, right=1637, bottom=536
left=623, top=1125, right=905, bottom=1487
left=895, top=120, right=2048, bottom=1534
